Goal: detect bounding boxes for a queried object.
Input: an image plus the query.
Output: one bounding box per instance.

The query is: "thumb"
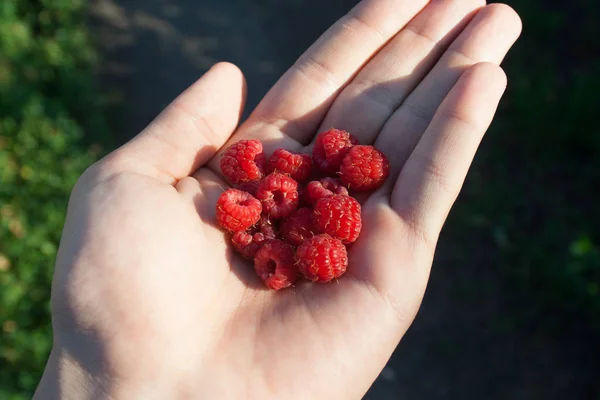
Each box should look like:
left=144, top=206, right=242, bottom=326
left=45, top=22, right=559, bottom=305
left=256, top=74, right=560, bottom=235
left=112, top=62, right=247, bottom=184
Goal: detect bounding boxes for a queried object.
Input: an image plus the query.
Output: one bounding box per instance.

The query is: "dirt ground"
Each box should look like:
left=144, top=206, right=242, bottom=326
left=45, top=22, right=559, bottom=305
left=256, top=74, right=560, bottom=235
left=89, top=0, right=598, bottom=398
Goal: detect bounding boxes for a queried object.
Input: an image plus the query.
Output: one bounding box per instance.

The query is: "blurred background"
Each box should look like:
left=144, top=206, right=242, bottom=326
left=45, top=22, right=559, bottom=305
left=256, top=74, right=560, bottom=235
left=1, top=0, right=599, bottom=398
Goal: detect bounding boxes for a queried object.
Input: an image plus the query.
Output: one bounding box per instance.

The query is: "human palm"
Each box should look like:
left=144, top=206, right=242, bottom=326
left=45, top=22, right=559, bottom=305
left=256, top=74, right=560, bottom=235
left=38, top=1, right=521, bottom=399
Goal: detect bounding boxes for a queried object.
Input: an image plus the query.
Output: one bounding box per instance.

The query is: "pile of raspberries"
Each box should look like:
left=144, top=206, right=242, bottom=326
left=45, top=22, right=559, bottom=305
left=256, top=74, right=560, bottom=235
left=216, top=128, right=390, bottom=290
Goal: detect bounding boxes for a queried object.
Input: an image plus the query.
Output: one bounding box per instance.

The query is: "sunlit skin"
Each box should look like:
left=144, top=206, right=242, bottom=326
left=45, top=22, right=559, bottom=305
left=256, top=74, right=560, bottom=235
left=35, top=1, right=521, bottom=399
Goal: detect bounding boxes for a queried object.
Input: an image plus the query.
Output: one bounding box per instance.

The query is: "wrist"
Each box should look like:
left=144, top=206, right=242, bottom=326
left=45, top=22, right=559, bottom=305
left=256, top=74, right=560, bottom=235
left=35, top=344, right=198, bottom=400
left=35, top=347, right=110, bottom=400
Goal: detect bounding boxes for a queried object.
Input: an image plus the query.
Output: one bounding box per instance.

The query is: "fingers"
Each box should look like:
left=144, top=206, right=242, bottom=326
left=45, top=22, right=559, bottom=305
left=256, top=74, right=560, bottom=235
left=232, top=0, right=430, bottom=146
left=112, top=62, right=247, bottom=184
left=391, top=62, right=507, bottom=246
left=374, top=3, right=522, bottom=172
left=317, top=0, right=483, bottom=144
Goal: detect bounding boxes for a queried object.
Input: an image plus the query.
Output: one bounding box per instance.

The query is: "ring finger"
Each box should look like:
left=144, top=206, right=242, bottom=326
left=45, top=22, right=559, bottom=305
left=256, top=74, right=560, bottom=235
left=316, top=0, right=484, bottom=145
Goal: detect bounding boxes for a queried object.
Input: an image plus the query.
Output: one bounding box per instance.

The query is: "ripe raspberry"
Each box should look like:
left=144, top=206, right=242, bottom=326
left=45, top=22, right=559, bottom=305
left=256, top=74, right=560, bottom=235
left=220, top=139, right=267, bottom=184
left=340, top=145, right=390, bottom=191
left=295, top=234, right=348, bottom=282
left=231, top=216, right=277, bottom=259
left=312, top=128, right=359, bottom=174
left=313, top=194, right=361, bottom=243
left=256, top=215, right=278, bottom=239
left=235, top=180, right=261, bottom=197
left=255, top=172, right=299, bottom=219
left=216, top=189, right=262, bottom=232
left=304, top=177, right=349, bottom=207
left=232, top=231, right=260, bottom=259
left=269, top=149, right=312, bottom=183
left=254, top=239, right=298, bottom=290
left=280, top=208, right=315, bottom=246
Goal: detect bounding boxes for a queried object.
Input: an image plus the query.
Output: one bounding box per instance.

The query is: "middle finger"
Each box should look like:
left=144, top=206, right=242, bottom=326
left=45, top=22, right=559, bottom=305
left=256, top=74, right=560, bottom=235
left=315, top=0, right=484, bottom=144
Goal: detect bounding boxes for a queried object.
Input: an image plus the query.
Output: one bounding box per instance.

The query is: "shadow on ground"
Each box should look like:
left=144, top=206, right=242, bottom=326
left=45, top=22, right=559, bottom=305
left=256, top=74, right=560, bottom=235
left=89, top=0, right=359, bottom=142
left=89, top=0, right=599, bottom=398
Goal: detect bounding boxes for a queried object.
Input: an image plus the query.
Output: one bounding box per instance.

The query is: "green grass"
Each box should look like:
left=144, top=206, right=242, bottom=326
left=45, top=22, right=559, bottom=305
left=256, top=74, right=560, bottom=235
left=0, top=0, right=106, bottom=398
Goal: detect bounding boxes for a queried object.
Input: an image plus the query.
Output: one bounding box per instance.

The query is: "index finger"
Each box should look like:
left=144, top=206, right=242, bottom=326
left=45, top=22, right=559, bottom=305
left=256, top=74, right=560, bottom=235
left=214, top=0, right=431, bottom=157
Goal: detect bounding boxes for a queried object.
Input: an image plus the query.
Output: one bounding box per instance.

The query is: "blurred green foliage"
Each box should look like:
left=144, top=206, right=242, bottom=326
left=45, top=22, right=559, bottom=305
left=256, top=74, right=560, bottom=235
left=0, top=0, right=105, bottom=398
left=452, top=0, right=600, bottom=324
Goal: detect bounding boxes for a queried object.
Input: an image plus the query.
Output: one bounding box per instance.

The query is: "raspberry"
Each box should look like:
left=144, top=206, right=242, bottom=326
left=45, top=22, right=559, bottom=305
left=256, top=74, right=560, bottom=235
left=269, top=149, right=312, bottom=183
left=280, top=208, right=315, bottom=246
left=340, top=145, right=390, bottom=191
left=304, top=177, right=349, bottom=207
left=235, top=180, right=261, bottom=197
left=254, top=239, right=298, bottom=290
left=232, top=231, right=260, bottom=259
left=220, top=139, right=267, bottom=184
left=256, top=215, right=278, bottom=239
left=312, top=129, right=359, bottom=174
left=216, top=189, right=262, bottom=232
left=295, top=234, right=348, bottom=282
left=231, top=216, right=277, bottom=259
left=255, top=172, right=299, bottom=219
left=313, top=194, right=361, bottom=243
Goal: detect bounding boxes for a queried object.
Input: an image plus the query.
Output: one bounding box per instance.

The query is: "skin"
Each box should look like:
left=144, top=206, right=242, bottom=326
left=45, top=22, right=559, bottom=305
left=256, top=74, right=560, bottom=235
left=35, top=1, right=521, bottom=399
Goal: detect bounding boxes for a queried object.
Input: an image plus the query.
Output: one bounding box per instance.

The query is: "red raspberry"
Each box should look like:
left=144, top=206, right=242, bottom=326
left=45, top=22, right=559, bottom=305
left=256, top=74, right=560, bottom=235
left=232, top=231, right=260, bottom=259
left=254, top=239, right=298, bottom=290
left=220, top=139, right=267, bottom=184
left=295, top=234, right=348, bottom=282
left=313, top=194, right=361, bottom=243
left=256, top=215, right=278, bottom=239
left=216, top=189, right=262, bottom=232
left=304, top=177, right=349, bottom=207
left=255, top=172, right=299, bottom=219
left=231, top=216, right=277, bottom=259
left=340, top=145, right=390, bottom=191
left=280, top=208, right=315, bottom=246
left=269, top=149, right=312, bottom=183
left=312, top=128, right=359, bottom=174
left=235, top=180, right=261, bottom=197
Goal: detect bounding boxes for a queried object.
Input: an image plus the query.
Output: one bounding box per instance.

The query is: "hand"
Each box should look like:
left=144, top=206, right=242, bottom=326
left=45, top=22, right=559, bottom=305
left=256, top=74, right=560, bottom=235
left=36, top=1, right=521, bottom=399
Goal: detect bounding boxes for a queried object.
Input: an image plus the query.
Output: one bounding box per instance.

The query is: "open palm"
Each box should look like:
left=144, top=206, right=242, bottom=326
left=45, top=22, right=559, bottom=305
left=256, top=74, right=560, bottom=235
left=38, top=1, right=521, bottom=399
